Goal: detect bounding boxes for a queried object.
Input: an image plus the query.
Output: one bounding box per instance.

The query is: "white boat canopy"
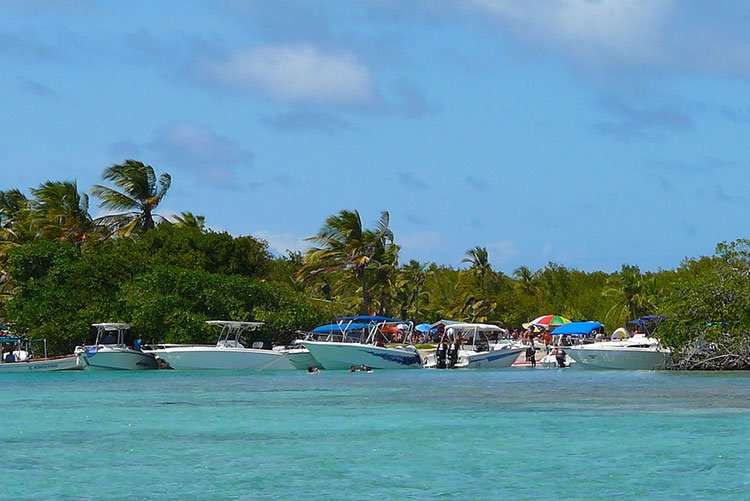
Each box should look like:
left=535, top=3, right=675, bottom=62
left=445, top=323, right=506, bottom=332
left=92, top=322, right=131, bottom=330
left=206, top=320, right=264, bottom=330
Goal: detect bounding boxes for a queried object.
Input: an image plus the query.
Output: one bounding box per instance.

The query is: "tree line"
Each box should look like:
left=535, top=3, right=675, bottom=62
left=1, top=160, right=748, bottom=368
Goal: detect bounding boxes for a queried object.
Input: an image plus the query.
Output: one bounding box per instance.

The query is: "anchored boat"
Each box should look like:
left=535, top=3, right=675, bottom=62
left=152, top=320, right=295, bottom=371
left=75, top=323, right=159, bottom=370
left=0, top=334, right=82, bottom=372
left=567, top=316, right=671, bottom=370
left=301, top=316, right=422, bottom=370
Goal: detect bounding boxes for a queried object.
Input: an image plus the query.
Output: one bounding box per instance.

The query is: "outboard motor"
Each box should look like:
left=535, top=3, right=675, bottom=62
left=447, top=341, right=459, bottom=368
left=435, top=341, right=448, bottom=369
left=555, top=349, right=567, bottom=368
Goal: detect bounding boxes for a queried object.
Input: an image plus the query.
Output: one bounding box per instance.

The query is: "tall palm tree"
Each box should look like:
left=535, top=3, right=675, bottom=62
left=30, top=181, right=103, bottom=246
left=91, top=160, right=171, bottom=237
left=396, top=259, right=428, bottom=323
left=462, top=246, right=494, bottom=290
left=297, top=209, right=394, bottom=315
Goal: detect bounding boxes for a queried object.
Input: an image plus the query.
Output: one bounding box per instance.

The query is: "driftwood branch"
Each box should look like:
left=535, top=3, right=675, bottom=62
left=670, top=333, right=750, bottom=370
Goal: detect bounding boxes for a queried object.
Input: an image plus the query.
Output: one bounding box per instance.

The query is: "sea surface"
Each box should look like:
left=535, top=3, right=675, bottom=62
left=4, top=367, right=750, bottom=499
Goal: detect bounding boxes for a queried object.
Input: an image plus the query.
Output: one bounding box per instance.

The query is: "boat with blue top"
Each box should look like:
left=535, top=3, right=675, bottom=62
left=301, top=316, right=422, bottom=370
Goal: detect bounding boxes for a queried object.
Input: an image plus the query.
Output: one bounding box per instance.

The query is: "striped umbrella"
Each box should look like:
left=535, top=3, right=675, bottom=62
left=522, top=315, right=571, bottom=330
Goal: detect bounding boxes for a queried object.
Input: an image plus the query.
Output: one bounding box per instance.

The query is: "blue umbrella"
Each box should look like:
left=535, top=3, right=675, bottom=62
left=415, top=323, right=437, bottom=333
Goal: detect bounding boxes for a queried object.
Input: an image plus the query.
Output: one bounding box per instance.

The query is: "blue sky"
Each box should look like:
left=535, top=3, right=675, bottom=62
left=2, top=0, right=748, bottom=273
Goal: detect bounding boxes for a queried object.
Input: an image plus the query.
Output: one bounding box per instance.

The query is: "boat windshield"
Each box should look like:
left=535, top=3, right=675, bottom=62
left=91, top=323, right=131, bottom=346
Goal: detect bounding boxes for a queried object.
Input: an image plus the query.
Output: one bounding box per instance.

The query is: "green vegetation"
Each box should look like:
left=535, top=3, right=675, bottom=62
left=1, top=160, right=748, bottom=368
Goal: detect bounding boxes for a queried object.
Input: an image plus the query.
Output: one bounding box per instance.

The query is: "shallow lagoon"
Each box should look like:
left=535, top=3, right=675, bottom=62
left=4, top=368, right=750, bottom=499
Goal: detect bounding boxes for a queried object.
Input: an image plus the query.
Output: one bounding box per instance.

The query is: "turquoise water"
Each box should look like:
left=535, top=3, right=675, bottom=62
left=4, top=368, right=750, bottom=499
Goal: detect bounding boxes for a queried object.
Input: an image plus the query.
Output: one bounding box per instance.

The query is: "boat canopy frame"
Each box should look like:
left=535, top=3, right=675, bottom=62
left=206, top=320, right=265, bottom=348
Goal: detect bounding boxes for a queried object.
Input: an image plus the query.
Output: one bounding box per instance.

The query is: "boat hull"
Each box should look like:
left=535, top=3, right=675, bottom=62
left=425, top=347, right=525, bottom=369
left=153, top=346, right=295, bottom=370
left=567, top=346, right=670, bottom=370
left=301, top=341, right=422, bottom=370
left=460, top=347, right=525, bottom=369
left=283, top=348, right=323, bottom=370
left=78, top=347, right=159, bottom=370
left=0, top=354, right=82, bottom=373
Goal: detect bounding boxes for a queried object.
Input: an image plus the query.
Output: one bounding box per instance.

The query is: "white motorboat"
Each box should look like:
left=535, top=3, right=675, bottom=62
left=75, top=323, right=159, bottom=370
left=0, top=334, right=82, bottom=372
left=301, top=316, right=422, bottom=370
left=423, top=323, right=525, bottom=369
left=152, top=321, right=295, bottom=371
left=566, top=316, right=671, bottom=370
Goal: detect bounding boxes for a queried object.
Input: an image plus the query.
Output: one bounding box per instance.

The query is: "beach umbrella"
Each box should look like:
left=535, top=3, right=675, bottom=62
left=415, top=323, right=437, bottom=333
left=523, top=315, right=571, bottom=330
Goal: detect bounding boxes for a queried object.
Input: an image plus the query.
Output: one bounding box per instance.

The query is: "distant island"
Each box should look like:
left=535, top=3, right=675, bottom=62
left=1, top=160, right=748, bottom=369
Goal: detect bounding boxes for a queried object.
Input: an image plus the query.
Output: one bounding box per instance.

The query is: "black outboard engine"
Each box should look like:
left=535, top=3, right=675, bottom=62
left=555, top=349, right=567, bottom=368
left=447, top=341, right=459, bottom=368
left=436, top=341, right=448, bottom=369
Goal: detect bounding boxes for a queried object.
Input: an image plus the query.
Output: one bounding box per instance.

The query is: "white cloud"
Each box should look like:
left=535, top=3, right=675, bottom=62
left=253, top=230, right=309, bottom=255
left=147, top=122, right=254, bottom=188
left=398, top=230, right=441, bottom=253
left=466, top=0, right=671, bottom=69
left=486, top=240, right=517, bottom=264
left=201, top=44, right=377, bottom=106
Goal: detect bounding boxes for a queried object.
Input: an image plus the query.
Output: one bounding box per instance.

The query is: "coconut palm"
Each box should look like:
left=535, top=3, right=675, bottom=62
left=603, top=264, right=658, bottom=326
left=172, top=211, right=206, bottom=231
left=462, top=246, right=495, bottom=290
left=29, top=181, right=103, bottom=246
left=297, top=210, right=394, bottom=315
left=396, top=259, right=428, bottom=323
left=0, top=189, right=34, bottom=256
left=513, top=265, right=537, bottom=294
left=91, top=160, right=171, bottom=237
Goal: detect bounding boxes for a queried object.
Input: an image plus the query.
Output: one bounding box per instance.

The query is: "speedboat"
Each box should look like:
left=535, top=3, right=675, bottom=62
left=152, top=320, right=295, bottom=371
left=423, top=323, right=525, bottom=369
left=567, top=316, right=671, bottom=370
left=75, top=323, right=159, bottom=370
left=301, top=316, right=422, bottom=370
left=0, top=333, right=82, bottom=372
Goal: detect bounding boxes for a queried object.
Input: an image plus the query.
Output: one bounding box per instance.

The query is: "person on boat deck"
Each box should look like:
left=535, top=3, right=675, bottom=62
left=133, top=337, right=142, bottom=351
left=4, top=351, right=16, bottom=363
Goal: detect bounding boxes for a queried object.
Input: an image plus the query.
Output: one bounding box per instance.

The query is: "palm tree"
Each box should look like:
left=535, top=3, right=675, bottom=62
left=91, top=160, right=171, bottom=237
left=513, top=265, right=537, bottom=294
left=0, top=189, right=34, bottom=256
left=172, top=211, right=206, bottom=231
left=30, top=181, right=103, bottom=246
left=462, top=246, right=494, bottom=291
left=396, top=259, right=428, bottom=323
left=603, top=264, right=658, bottom=326
left=297, top=210, right=394, bottom=315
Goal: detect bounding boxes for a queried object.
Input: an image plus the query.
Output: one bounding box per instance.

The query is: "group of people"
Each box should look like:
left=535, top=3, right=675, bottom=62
left=349, top=365, right=373, bottom=373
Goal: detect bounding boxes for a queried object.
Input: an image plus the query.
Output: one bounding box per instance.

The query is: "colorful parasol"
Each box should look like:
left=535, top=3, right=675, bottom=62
left=522, top=315, right=571, bottom=330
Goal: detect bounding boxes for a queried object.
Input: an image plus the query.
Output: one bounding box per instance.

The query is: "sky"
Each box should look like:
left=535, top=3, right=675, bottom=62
left=1, top=0, right=749, bottom=274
